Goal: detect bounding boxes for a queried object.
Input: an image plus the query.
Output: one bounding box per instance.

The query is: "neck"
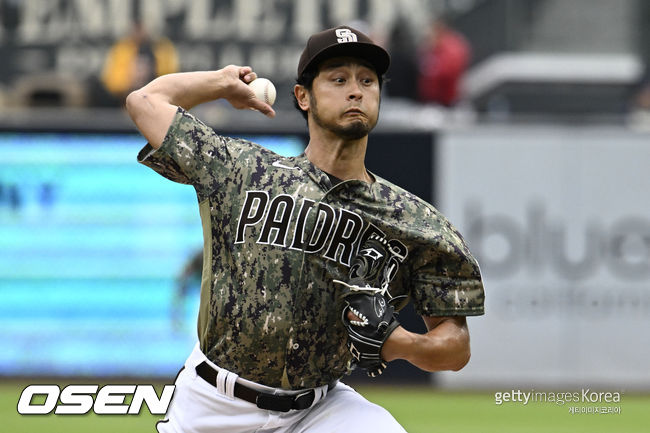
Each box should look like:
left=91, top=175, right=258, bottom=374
left=304, top=127, right=372, bottom=183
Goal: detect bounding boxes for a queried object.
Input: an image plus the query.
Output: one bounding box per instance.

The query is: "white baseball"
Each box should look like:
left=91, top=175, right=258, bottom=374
left=248, top=77, right=276, bottom=106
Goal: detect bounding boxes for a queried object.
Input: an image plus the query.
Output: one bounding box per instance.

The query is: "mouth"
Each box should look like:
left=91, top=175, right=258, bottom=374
left=344, top=108, right=365, bottom=117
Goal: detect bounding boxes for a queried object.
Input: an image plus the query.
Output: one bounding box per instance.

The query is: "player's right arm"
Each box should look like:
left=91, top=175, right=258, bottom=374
left=125, top=66, right=275, bottom=149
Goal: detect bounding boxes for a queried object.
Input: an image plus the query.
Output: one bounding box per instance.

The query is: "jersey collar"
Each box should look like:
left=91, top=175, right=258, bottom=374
left=291, top=153, right=382, bottom=193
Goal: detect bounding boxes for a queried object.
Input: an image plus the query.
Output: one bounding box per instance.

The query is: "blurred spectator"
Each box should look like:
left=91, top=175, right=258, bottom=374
left=417, top=16, right=471, bottom=107
left=99, top=21, right=178, bottom=105
left=628, top=67, right=650, bottom=129
left=631, top=67, right=650, bottom=109
left=385, top=19, right=419, bottom=101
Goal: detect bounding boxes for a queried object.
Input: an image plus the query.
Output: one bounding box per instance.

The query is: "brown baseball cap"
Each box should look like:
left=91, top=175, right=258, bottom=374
left=297, top=26, right=390, bottom=77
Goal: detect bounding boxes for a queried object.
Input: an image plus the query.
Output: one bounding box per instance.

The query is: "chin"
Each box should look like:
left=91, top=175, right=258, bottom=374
left=339, top=117, right=376, bottom=139
left=340, top=123, right=371, bottom=140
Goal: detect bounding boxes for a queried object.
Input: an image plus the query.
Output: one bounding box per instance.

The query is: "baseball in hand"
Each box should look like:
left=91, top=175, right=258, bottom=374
left=248, top=77, right=276, bottom=106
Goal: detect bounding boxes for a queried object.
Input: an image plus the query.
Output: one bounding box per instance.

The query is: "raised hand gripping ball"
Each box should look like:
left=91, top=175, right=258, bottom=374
left=248, top=77, right=276, bottom=106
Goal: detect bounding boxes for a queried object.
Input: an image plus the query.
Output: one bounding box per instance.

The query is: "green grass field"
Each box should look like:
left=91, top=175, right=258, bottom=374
left=3, top=382, right=648, bottom=433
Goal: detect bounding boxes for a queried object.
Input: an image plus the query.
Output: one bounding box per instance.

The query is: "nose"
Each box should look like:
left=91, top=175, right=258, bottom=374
left=347, top=81, right=363, bottom=101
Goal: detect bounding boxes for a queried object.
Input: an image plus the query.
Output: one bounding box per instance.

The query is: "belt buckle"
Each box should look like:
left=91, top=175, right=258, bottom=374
left=293, top=390, right=316, bottom=410
left=256, top=392, right=293, bottom=412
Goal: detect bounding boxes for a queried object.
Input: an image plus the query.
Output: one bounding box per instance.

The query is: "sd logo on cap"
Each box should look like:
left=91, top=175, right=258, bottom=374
left=297, top=26, right=390, bottom=77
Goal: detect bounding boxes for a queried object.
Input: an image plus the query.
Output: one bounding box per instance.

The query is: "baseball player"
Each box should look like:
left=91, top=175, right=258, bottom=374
left=127, top=25, right=484, bottom=433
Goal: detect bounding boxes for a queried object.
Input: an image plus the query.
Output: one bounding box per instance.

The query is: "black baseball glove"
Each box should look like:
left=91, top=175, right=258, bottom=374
left=335, top=234, right=406, bottom=377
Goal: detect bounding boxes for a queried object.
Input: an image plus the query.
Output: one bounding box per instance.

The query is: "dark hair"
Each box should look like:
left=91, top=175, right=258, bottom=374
left=292, top=66, right=385, bottom=122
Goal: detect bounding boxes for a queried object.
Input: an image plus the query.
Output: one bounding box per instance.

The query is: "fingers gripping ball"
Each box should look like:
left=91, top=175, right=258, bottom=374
left=248, top=78, right=276, bottom=105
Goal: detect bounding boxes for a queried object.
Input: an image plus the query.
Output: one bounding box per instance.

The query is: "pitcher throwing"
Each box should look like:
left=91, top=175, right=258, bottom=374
left=126, top=25, right=485, bottom=433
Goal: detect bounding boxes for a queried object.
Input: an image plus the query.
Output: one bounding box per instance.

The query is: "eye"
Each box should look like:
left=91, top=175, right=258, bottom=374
left=361, top=77, right=375, bottom=86
left=333, top=77, right=346, bottom=84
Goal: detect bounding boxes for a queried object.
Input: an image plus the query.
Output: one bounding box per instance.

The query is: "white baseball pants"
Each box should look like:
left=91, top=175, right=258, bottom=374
left=156, top=343, right=407, bottom=433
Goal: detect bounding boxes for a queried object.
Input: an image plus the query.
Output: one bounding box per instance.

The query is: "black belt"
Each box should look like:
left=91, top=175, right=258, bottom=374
left=195, top=361, right=334, bottom=412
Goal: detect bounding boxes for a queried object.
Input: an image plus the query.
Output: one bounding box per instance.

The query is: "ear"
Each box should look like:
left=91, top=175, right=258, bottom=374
left=294, top=84, right=310, bottom=112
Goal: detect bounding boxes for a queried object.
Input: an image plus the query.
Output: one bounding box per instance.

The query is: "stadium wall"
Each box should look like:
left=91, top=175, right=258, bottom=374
left=4, top=121, right=648, bottom=391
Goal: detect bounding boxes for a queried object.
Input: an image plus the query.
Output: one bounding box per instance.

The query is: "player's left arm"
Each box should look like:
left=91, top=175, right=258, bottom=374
left=380, top=316, right=471, bottom=372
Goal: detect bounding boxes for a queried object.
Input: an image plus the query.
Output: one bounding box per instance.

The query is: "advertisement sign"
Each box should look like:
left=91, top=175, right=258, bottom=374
left=0, top=131, right=304, bottom=377
left=435, top=126, right=650, bottom=389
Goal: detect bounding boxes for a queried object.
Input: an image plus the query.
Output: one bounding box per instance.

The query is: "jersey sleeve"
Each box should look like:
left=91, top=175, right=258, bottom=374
left=136, top=107, right=236, bottom=199
left=409, top=217, right=485, bottom=317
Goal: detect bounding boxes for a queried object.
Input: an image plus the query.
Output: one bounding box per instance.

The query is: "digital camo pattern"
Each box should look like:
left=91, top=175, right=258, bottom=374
left=138, top=108, right=484, bottom=389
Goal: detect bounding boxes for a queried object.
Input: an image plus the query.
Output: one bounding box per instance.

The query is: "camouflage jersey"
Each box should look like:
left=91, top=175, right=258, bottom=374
left=138, top=108, right=485, bottom=390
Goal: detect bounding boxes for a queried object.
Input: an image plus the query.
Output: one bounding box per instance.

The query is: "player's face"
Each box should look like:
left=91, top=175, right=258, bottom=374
left=308, top=57, right=380, bottom=140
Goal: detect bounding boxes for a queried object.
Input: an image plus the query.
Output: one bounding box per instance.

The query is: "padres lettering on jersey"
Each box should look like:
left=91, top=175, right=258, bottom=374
left=138, top=108, right=485, bottom=389
left=235, top=191, right=408, bottom=268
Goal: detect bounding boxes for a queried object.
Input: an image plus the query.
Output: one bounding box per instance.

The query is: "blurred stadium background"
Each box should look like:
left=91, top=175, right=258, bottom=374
left=2, top=0, right=649, bottom=431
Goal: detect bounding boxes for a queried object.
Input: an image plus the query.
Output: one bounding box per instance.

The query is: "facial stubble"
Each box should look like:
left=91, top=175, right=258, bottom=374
left=309, top=95, right=379, bottom=141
